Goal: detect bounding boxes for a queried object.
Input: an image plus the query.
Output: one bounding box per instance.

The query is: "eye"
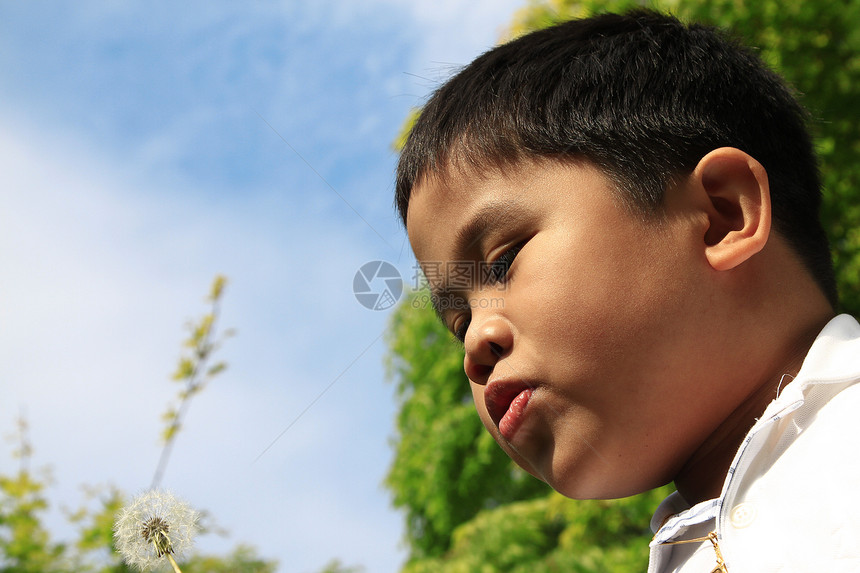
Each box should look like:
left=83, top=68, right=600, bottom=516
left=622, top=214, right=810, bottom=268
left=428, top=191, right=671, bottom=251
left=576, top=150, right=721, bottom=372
left=487, top=242, right=525, bottom=284
left=453, top=314, right=471, bottom=343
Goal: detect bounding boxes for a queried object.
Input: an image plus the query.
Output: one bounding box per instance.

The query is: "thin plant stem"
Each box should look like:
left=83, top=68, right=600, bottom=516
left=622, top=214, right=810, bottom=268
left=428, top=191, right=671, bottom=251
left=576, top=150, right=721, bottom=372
left=151, top=277, right=228, bottom=489
left=166, top=553, right=183, bottom=573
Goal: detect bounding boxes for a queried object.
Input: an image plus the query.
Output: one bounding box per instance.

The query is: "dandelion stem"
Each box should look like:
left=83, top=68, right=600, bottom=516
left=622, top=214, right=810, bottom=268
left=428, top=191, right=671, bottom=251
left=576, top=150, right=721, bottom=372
left=166, top=553, right=183, bottom=573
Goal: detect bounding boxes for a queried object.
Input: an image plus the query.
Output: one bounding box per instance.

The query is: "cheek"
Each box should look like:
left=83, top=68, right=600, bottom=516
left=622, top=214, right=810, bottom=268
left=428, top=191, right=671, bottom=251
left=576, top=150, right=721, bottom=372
left=516, top=244, right=632, bottom=355
left=470, top=382, right=492, bottom=429
left=517, top=232, right=694, bottom=414
left=537, top=229, right=680, bottom=327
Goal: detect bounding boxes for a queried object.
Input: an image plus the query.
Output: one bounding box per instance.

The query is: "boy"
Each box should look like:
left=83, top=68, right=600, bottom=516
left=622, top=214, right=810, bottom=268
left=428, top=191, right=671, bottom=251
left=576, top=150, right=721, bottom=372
left=396, top=10, right=860, bottom=572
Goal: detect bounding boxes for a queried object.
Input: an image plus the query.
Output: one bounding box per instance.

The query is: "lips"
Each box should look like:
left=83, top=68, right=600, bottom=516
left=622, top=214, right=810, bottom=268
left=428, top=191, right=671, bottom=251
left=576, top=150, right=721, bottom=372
left=484, top=381, right=535, bottom=441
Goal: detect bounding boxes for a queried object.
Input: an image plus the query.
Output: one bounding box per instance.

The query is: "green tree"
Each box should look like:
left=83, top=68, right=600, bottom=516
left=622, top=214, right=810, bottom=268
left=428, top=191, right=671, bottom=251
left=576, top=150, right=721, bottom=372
left=402, top=491, right=668, bottom=573
left=0, top=433, right=68, bottom=572
left=388, top=0, right=860, bottom=569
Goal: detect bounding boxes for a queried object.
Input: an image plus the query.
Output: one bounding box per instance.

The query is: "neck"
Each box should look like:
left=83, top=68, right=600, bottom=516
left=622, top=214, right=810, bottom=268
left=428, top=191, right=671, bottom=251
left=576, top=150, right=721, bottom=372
left=673, top=312, right=834, bottom=505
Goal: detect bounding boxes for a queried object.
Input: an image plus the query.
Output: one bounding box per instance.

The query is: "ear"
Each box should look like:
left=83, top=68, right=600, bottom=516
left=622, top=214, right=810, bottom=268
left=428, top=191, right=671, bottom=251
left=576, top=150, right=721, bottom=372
left=693, top=147, right=772, bottom=271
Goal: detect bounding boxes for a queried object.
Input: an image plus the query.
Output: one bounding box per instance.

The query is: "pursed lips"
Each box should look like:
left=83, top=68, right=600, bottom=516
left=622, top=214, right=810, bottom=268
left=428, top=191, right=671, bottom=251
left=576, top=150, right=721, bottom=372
left=484, top=379, right=536, bottom=440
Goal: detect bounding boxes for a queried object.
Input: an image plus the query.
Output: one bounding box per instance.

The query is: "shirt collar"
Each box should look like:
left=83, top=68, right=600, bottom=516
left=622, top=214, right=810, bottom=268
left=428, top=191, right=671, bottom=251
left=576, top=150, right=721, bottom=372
left=794, top=314, right=860, bottom=384
left=650, top=494, right=719, bottom=543
left=761, top=314, right=860, bottom=414
left=650, top=491, right=689, bottom=533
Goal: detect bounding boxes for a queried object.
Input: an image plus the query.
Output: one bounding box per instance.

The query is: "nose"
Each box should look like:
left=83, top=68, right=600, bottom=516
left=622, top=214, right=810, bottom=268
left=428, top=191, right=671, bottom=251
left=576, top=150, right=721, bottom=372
left=463, top=315, right=513, bottom=385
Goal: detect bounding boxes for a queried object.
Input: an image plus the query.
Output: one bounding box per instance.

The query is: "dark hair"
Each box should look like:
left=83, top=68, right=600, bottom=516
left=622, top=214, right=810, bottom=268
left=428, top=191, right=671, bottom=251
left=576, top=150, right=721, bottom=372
left=396, top=10, right=837, bottom=307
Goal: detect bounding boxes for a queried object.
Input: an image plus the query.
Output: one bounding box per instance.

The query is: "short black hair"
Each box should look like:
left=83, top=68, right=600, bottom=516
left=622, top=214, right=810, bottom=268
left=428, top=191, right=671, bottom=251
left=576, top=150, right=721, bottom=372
left=396, top=10, right=837, bottom=307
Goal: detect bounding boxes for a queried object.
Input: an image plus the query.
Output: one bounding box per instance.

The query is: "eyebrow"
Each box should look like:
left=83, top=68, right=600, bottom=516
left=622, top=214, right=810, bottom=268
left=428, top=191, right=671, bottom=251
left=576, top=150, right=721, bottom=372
left=454, top=198, right=527, bottom=257
left=428, top=198, right=526, bottom=323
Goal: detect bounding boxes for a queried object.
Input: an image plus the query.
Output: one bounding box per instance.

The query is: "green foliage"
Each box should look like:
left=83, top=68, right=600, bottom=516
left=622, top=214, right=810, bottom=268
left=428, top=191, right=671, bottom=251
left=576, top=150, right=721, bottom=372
left=315, top=560, right=365, bottom=573
left=389, top=0, right=860, bottom=569
left=0, top=469, right=68, bottom=572
left=392, top=108, right=422, bottom=154
left=69, top=486, right=126, bottom=558
left=0, top=416, right=68, bottom=572
left=180, top=546, right=277, bottom=573
left=402, top=489, right=671, bottom=573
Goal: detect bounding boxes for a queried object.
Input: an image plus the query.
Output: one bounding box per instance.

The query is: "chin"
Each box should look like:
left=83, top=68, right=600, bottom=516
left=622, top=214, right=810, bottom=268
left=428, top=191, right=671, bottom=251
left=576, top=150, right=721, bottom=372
left=548, top=462, right=667, bottom=501
left=553, top=480, right=651, bottom=501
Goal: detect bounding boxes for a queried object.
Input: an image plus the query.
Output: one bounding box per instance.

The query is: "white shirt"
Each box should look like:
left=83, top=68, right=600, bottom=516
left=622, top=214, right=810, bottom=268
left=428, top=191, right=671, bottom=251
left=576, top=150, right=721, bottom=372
left=648, top=314, right=860, bottom=572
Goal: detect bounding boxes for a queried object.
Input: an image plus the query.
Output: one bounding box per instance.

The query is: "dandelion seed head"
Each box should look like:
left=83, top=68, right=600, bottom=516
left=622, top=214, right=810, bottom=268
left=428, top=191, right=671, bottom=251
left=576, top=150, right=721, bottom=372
left=141, top=515, right=173, bottom=557
left=114, top=490, right=198, bottom=571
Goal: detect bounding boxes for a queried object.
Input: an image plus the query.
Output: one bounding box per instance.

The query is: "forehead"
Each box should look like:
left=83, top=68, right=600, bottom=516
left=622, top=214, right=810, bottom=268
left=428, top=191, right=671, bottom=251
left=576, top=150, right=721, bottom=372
left=406, top=163, right=535, bottom=262
left=406, top=158, right=618, bottom=260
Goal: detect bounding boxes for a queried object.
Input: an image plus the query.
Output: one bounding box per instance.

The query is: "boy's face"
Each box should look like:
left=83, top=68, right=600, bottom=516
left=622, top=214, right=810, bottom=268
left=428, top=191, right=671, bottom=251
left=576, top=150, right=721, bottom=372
left=407, top=158, right=739, bottom=499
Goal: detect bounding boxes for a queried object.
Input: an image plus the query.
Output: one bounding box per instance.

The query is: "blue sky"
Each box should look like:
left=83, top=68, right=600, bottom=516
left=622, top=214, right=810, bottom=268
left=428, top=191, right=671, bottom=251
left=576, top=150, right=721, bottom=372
left=0, top=1, right=526, bottom=571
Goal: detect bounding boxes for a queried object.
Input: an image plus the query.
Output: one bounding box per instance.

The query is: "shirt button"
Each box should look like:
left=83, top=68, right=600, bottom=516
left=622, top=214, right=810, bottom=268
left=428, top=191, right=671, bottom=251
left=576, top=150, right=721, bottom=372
left=729, top=503, right=757, bottom=528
